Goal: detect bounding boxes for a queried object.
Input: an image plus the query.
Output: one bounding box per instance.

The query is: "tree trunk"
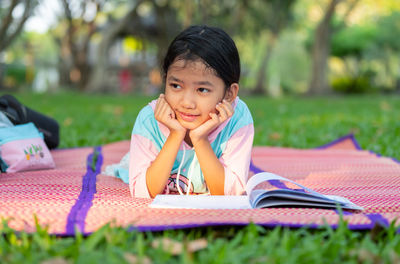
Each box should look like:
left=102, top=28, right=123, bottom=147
left=252, top=35, right=277, bottom=95
left=0, top=0, right=34, bottom=53
left=85, top=23, right=126, bottom=92
left=308, top=0, right=341, bottom=95
left=85, top=7, right=139, bottom=92
left=183, top=0, right=194, bottom=28
left=86, top=0, right=179, bottom=92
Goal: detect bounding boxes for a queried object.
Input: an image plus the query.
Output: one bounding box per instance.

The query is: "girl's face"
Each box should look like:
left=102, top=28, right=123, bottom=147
left=165, top=59, right=227, bottom=130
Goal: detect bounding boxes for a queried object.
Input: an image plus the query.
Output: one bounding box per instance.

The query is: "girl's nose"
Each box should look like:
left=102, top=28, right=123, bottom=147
left=181, top=90, right=196, bottom=109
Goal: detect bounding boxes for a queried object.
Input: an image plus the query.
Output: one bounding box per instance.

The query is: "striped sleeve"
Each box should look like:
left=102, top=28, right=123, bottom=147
left=219, top=123, right=254, bottom=195
left=128, top=133, right=158, bottom=198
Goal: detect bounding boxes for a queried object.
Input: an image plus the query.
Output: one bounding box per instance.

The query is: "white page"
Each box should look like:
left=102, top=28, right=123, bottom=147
left=149, top=195, right=252, bottom=209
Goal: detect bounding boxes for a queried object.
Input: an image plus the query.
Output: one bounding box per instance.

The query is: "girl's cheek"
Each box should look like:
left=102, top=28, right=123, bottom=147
left=210, top=107, right=219, bottom=115
left=164, top=93, right=173, bottom=106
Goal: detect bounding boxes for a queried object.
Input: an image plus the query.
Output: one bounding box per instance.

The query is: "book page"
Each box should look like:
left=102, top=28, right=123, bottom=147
left=246, top=172, right=326, bottom=199
left=247, top=172, right=363, bottom=211
left=150, top=195, right=252, bottom=209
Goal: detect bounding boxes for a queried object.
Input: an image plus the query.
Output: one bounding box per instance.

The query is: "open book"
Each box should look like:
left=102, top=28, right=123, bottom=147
left=150, top=172, right=363, bottom=211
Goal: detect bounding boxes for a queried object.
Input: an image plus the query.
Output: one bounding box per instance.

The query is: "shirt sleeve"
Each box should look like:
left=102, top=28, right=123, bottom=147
left=219, top=123, right=254, bottom=195
left=128, top=133, right=159, bottom=198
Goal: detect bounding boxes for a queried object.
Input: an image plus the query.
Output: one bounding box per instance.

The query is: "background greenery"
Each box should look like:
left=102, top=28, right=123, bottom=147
left=1, top=0, right=400, bottom=95
left=1, top=92, right=399, bottom=263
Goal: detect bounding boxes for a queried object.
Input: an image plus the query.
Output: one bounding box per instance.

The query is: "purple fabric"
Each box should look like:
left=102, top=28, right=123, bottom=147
left=249, top=160, right=291, bottom=190
left=316, top=134, right=362, bottom=150
left=334, top=209, right=353, bottom=216
left=365, top=213, right=389, bottom=228
left=65, top=146, right=103, bottom=235
left=128, top=221, right=379, bottom=232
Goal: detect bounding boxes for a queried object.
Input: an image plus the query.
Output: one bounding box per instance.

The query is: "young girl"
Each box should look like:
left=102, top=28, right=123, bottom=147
left=129, top=25, right=254, bottom=198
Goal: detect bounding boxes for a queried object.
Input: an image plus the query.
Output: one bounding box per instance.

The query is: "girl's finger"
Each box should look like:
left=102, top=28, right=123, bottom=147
left=168, top=108, right=175, bottom=119
left=221, top=100, right=234, bottom=117
left=156, top=99, right=170, bottom=121
left=209, top=112, right=220, bottom=124
left=216, top=103, right=228, bottom=121
left=155, top=95, right=166, bottom=113
left=160, top=102, right=172, bottom=120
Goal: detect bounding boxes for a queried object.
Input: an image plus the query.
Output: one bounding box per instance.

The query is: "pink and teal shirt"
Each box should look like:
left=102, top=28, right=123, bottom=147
left=129, top=97, right=254, bottom=198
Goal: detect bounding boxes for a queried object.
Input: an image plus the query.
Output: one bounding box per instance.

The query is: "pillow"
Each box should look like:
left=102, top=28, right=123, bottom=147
left=0, top=122, right=55, bottom=173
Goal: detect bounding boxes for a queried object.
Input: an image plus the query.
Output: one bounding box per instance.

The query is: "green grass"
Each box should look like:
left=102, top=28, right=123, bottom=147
left=1, top=91, right=400, bottom=263
left=1, top=219, right=399, bottom=263
left=11, top=92, right=400, bottom=159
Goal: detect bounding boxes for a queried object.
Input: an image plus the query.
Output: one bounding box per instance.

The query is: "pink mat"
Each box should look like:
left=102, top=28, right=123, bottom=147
left=0, top=147, right=93, bottom=235
left=1, top=135, right=399, bottom=235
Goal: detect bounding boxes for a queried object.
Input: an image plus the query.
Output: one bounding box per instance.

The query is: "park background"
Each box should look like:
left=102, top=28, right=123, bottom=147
left=1, top=1, right=400, bottom=263
left=1, top=0, right=400, bottom=96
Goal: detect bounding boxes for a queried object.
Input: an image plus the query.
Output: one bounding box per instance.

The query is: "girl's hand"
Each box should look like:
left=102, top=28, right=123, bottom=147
left=154, top=94, right=186, bottom=135
left=189, top=99, right=234, bottom=145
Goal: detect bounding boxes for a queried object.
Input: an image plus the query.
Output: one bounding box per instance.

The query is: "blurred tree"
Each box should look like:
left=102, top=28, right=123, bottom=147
left=308, top=0, right=342, bottom=95
left=248, top=0, right=297, bottom=95
left=330, top=22, right=376, bottom=92
left=1, top=31, right=58, bottom=90
left=184, top=0, right=298, bottom=95
left=56, top=0, right=105, bottom=91
left=0, top=0, right=38, bottom=90
left=0, top=0, right=37, bottom=53
left=176, top=0, right=245, bottom=32
left=374, top=11, right=400, bottom=91
left=86, top=0, right=181, bottom=92
left=308, top=0, right=367, bottom=95
left=331, top=24, right=376, bottom=58
left=331, top=3, right=400, bottom=91
left=54, top=0, right=300, bottom=93
left=89, top=0, right=299, bottom=94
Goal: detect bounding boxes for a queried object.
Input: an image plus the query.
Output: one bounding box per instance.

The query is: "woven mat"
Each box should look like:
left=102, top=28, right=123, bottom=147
left=1, top=135, right=399, bottom=235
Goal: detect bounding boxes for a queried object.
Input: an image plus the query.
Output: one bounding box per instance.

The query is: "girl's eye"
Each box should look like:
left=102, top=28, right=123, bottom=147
left=170, top=83, right=182, bottom=89
left=198, top=87, right=210, bottom=93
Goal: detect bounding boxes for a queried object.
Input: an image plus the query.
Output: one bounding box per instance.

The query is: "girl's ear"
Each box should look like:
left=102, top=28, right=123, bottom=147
left=224, top=83, right=239, bottom=102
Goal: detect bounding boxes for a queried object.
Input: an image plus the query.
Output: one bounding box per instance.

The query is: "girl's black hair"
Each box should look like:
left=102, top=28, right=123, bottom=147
left=162, top=25, right=240, bottom=89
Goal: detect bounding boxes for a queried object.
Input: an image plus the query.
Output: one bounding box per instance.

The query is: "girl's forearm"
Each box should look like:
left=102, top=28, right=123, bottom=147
left=193, top=139, right=225, bottom=195
left=146, top=131, right=185, bottom=198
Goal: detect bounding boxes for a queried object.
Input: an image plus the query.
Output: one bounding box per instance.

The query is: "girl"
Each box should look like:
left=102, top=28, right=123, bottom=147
left=129, top=25, right=254, bottom=198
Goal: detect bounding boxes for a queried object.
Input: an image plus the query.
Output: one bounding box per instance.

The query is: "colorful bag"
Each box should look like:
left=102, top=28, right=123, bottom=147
left=0, top=123, right=55, bottom=173
left=0, top=94, right=60, bottom=149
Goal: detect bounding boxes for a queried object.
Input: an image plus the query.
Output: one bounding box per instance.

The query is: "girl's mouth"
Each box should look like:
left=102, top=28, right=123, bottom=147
left=178, top=111, right=199, bottom=122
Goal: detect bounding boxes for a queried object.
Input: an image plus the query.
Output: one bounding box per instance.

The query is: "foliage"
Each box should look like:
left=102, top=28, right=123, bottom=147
left=374, top=11, right=400, bottom=52
left=2, top=64, right=30, bottom=88
left=331, top=23, right=377, bottom=58
left=3, top=31, right=58, bottom=65
left=269, top=31, right=311, bottom=94
left=331, top=76, right=373, bottom=94
left=2, top=1, right=400, bottom=94
left=331, top=11, right=400, bottom=60
left=330, top=11, right=400, bottom=93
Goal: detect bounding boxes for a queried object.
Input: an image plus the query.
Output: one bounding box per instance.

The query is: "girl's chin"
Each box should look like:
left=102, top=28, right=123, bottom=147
left=177, top=120, right=202, bottom=130
left=180, top=124, right=200, bottom=130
